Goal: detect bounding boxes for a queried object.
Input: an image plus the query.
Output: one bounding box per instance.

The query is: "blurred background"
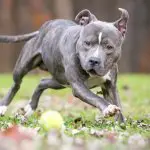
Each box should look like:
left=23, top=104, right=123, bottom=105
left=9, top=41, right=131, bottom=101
left=0, top=0, right=150, bottom=73
left=0, top=2, right=150, bottom=149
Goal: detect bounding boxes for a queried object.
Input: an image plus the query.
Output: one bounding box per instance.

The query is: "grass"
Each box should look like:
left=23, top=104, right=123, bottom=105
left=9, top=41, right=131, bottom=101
left=0, top=73, right=150, bottom=149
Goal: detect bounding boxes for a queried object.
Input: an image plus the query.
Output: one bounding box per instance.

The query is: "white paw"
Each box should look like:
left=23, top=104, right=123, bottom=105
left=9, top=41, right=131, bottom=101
left=103, top=104, right=120, bottom=118
left=24, top=104, right=34, bottom=117
left=0, top=106, right=7, bottom=116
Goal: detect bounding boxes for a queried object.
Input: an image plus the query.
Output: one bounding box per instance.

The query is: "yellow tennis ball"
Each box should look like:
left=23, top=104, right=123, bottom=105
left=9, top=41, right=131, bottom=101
left=39, top=110, right=64, bottom=131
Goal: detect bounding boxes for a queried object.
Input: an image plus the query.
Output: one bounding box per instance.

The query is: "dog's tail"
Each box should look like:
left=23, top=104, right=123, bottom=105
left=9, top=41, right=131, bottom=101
left=0, top=31, right=39, bottom=43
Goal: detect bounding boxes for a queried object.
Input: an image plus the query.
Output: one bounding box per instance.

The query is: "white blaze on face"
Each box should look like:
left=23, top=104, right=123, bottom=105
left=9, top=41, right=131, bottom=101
left=93, top=32, right=102, bottom=58
left=98, top=32, right=102, bottom=44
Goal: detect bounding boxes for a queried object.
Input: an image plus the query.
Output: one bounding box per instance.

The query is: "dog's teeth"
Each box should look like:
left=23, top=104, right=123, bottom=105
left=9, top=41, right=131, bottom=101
left=24, top=104, right=34, bottom=117
left=0, top=106, right=7, bottom=116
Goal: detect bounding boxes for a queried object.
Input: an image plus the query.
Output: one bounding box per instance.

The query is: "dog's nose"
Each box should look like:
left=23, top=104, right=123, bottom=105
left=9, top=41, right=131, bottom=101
left=89, top=57, right=101, bottom=66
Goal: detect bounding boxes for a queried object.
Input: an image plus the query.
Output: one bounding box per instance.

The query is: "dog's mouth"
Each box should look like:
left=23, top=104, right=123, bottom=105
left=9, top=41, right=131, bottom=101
left=88, top=69, right=97, bottom=76
left=87, top=68, right=107, bottom=77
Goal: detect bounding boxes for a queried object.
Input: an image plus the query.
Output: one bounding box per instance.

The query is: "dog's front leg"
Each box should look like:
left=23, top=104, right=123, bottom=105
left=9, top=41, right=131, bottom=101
left=110, top=85, right=125, bottom=123
left=70, top=80, right=120, bottom=118
left=102, top=67, right=125, bottom=122
left=103, top=83, right=125, bottom=123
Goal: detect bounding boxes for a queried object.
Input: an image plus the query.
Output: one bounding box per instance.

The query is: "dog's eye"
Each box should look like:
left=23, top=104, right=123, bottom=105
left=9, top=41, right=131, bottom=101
left=102, top=41, right=108, bottom=46
left=106, top=45, right=114, bottom=50
left=84, top=41, right=91, bottom=46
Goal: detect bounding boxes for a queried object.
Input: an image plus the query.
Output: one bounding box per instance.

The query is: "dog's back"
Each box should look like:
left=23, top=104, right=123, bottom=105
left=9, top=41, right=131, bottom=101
left=13, top=19, right=79, bottom=81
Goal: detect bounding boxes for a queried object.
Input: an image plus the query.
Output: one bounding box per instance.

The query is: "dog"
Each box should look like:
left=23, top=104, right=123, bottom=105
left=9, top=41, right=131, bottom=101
left=0, top=8, right=129, bottom=122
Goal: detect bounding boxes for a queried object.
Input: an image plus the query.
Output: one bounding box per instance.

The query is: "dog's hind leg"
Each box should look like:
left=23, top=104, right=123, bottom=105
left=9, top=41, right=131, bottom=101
left=0, top=82, right=21, bottom=116
left=0, top=68, right=26, bottom=116
left=0, top=53, right=42, bottom=116
left=24, top=78, right=65, bottom=116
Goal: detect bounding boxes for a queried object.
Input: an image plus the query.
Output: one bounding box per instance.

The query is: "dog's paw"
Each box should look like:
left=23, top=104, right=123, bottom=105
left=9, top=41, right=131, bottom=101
left=24, top=104, right=34, bottom=117
left=103, top=104, right=120, bottom=118
left=0, top=106, right=7, bottom=116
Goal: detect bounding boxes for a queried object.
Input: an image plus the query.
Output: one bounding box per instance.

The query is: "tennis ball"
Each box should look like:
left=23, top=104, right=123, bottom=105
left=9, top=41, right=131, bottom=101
left=39, top=110, right=64, bottom=131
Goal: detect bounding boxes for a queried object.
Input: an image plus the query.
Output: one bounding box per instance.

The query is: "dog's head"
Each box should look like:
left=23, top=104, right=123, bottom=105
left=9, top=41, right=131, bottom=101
left=75, top=8, right=129, bottom=76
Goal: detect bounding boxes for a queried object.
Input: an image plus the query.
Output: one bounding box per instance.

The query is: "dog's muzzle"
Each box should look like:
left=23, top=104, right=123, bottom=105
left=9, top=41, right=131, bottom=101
left=86, top=57, right=105, bottom=76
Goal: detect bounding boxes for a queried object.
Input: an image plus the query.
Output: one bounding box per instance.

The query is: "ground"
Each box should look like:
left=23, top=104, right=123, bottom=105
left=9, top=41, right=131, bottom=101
left=0, top=73, right=150, bottom=150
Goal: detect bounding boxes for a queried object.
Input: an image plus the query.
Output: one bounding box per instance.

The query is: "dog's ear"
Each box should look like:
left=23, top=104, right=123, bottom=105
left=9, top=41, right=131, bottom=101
left=114, top=8, right=129, bottom=37
left=75, top=9, right=97, bottom=26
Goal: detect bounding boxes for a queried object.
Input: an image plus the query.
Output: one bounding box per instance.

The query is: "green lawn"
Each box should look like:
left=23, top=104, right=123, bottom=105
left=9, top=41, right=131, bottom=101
left=0, top=74, right=150, bottom=150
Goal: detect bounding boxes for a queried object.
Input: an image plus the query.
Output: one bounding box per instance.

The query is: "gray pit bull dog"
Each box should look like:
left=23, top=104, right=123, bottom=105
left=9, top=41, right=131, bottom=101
left=0, top=8, right=129, bottom=122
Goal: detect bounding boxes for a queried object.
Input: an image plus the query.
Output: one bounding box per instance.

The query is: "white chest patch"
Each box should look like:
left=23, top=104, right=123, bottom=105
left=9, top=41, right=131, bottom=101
left=102, top=70, right=111, bottom=81
left=85, top=71, right=111, bottom=89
